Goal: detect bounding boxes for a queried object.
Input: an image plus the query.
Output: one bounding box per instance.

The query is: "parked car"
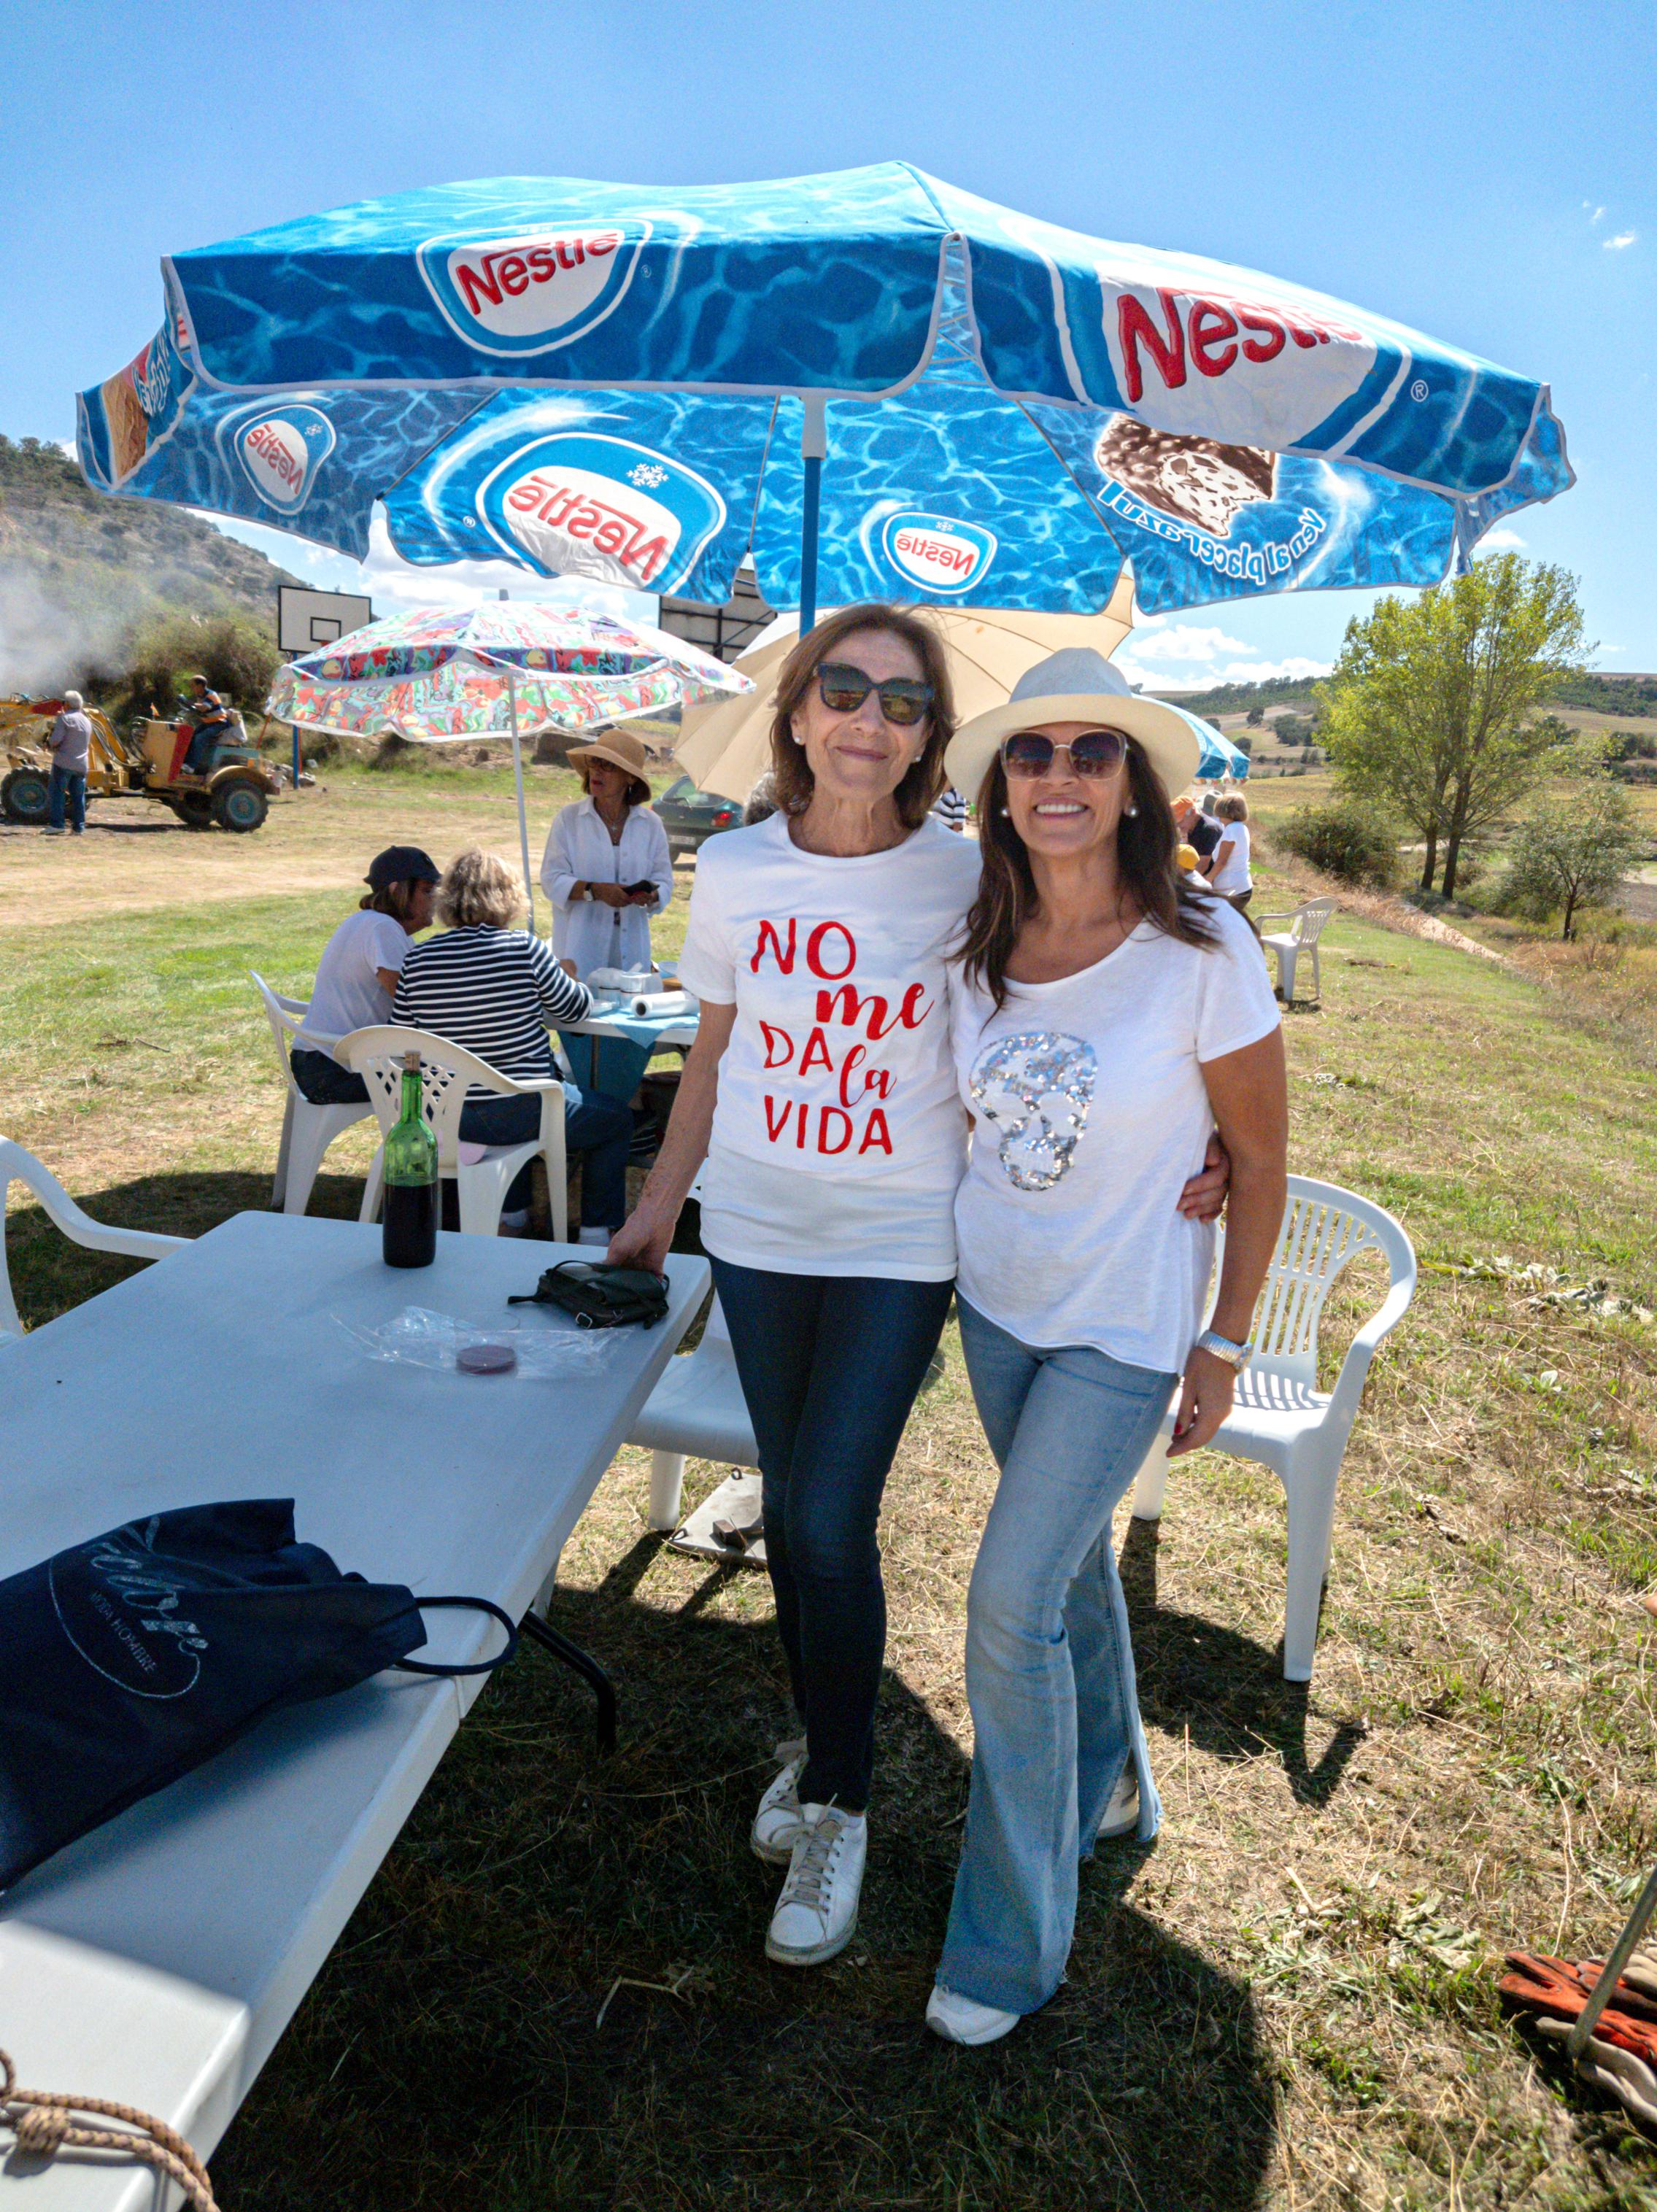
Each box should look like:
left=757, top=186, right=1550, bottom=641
left=655, top=773, right=742, bottom=858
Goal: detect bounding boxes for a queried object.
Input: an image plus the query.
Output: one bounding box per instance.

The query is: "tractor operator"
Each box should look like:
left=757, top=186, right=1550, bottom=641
left=182, top=674, right=234, bottom=776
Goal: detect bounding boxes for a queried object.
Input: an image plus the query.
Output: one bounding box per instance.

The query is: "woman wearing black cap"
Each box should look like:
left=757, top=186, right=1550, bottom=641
left=289, top=846, right=439, bottom=1105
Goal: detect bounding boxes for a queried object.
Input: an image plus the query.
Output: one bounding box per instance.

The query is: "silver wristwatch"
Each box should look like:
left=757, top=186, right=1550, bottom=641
left=1194, top=1328, right=1253, bottom=1372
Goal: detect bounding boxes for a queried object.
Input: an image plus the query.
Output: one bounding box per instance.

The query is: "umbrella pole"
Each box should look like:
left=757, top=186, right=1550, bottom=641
left=799, top=395, right=826, bottom=635
left=506, top=668, right=536, bottom=934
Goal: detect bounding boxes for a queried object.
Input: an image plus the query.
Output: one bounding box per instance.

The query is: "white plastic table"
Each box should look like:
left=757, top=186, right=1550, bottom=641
left=0, top=1213, right=708, bottom=2208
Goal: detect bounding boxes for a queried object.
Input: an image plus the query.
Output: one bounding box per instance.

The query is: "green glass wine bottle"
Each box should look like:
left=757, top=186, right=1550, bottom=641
left=382, top=1051, right=438, bottom=1267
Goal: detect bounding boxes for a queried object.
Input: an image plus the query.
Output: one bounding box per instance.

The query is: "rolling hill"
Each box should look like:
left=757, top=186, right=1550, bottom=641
left=0, top=435, right=303, bottom=695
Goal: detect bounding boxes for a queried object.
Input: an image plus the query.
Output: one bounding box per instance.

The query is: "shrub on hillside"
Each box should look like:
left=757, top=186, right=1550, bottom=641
left=1275, top=799, right=1399, bottom=889
left=120, top=608, right=279, bottom=715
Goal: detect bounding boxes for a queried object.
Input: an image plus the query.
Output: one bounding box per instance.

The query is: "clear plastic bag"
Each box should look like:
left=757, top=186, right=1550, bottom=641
left=334, top=1305, right=617, bottom=1378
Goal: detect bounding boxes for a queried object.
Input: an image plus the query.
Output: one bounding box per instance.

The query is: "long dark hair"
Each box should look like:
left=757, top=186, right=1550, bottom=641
left=768, top=603, right=954, bottom=830
left=957, top=737, right=1221, bottom=1009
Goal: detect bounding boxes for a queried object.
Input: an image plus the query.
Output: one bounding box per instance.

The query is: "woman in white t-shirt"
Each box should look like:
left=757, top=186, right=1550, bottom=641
left=289, top=845, right=439, bottom=1104
left=609, top=604, right=983, bottom=1972
left=1209, top=792, right=1254, bottom=913
left=922, top=649, right=1287, bottom=2049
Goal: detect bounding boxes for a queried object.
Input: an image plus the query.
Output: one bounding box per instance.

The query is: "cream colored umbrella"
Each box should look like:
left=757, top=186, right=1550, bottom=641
left=673, top=575, right=1135, bottom=800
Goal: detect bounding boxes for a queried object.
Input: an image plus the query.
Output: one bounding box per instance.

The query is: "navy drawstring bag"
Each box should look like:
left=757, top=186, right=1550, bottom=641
left=0, top=1498, right=517, bottom=1892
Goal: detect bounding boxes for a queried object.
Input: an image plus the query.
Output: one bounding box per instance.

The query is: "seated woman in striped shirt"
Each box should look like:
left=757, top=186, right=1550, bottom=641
left=393, top=848, right=634, bottom=1242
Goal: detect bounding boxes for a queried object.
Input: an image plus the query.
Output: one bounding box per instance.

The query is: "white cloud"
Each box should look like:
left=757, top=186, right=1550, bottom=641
left=1119, top=622, right=1256, bottom=665
left=1604, top=230, right=1638, bottom=251
left=1476, top=525, right=1526, bottom=552
left=1119, top=647, right=1329, bottom=690
left=1585, top=202, right=1606, bottom=225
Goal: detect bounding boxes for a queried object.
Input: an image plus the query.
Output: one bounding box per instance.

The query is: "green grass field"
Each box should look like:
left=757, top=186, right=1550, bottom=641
left=2, top=803, right=1656, bottom=2210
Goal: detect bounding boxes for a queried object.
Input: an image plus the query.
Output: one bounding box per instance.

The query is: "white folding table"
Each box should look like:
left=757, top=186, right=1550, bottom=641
left=0, top=1213, right=708, bottom=2208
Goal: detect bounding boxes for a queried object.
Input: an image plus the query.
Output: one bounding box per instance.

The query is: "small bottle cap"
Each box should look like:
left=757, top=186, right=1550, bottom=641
left=402, top=1051, right=421, bottom=1072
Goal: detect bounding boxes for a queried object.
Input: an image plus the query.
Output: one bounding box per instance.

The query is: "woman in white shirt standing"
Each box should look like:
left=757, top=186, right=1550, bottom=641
left=540, top=730, right=675, bottom=979
left=609, top=606, right=979, bottom=1972
left=289, top=845, right=439, bottom=1104
left=924, top=651, right=1287, bottom=2048
left=1209, top=792, right=1254, bottom=916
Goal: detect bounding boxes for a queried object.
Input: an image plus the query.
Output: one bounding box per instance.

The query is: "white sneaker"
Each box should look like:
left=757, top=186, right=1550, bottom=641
left=927, top=1984, right=1020, bottom=2046
left=750, top=1738, right=807, bottom=1865
left=1099, top=1768, right=1140, bottom=1839
left=765, top=1802, right=865, bottom=1966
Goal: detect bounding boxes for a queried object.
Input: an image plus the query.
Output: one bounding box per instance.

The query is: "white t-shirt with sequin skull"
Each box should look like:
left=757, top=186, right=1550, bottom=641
left=949, top=900, right=1281, bottom=1373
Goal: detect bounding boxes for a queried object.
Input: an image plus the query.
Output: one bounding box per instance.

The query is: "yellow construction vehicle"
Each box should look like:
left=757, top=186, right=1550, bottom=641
left=0, top=697, right=282, bottom=832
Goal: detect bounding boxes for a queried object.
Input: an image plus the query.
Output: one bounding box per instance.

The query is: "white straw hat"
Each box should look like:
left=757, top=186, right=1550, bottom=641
left=944, top=647, right=1200, bottom=802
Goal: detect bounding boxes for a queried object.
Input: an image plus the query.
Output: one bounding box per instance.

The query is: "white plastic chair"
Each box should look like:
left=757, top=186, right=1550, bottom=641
left=1256, top=898, right=1337, bottom=1004
left=1130, top=1175, right=1416, bottom=1681
left=629, top=1293, right=756, bottom=1530
left=251, top=972, right=375, bottom=1216
left=0, top=1137, right=187, bottom=1344
left=339, top=1025, right=568, bottom=1240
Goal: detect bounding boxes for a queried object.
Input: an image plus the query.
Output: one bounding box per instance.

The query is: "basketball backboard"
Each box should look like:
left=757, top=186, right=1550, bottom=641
left=278, top=587, right=374, bottom=654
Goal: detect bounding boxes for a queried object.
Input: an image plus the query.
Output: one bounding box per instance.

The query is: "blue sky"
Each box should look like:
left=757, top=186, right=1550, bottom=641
left=5, top=0, right=1652, bottom=685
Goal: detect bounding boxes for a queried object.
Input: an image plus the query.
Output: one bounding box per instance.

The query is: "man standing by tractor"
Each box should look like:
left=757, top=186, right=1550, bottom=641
left=182, top=674, right=234, bottom=777
left=45, top=691, right=93, bottom=835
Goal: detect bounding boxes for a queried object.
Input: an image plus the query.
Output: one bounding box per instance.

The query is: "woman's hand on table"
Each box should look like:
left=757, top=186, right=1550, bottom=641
left=607, top=1205, right=676, bottom=1275
left=1167, top=1345, right=1236, bottom=1459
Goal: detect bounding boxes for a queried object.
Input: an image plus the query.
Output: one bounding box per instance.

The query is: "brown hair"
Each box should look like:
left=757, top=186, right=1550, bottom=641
left=957, top=738, right=1220, bottom=1010
left=436, top=848, right=526, bottom=930
left=768, top=603, right=954, bottom=830
left=576, top=754, right=651, bottom=808
left=1216, top=793, right=1249, bottom=823
left=360, top=880, right=425, bottom=926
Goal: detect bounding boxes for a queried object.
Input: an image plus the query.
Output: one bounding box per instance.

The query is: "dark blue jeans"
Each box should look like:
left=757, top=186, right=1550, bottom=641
left=459, top=1082, right=632, bottom=1227
left=48, top=767, right=86, bottom=832
left=289, top=1047, right=370, bottom=1106
left=710, top=1258, right=956, bottom=1811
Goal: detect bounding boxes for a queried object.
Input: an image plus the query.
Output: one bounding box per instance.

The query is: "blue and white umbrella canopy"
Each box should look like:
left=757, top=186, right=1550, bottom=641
left=79, top=165, right=1571, bottom=619
left=1173, top=709, right=1251, bottom=782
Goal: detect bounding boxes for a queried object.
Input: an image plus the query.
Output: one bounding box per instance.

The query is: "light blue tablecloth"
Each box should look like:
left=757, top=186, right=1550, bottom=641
left=557, top=1003, right=698, bottom=1102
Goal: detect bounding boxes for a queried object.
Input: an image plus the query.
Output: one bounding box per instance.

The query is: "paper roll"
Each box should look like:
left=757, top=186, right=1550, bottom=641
left=630, top=993, right=693, bottom=1019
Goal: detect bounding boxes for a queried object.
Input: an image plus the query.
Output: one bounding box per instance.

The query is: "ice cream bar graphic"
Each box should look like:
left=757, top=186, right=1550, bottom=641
left=1094, top=417, right=1277, bottom=540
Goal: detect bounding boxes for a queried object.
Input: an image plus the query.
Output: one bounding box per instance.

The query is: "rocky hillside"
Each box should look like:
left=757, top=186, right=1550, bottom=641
left=0, top=436, right=303, bottom=695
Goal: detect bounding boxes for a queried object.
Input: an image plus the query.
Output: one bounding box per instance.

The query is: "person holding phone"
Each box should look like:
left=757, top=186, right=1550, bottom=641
left=541, top=731, right=675, bottom=979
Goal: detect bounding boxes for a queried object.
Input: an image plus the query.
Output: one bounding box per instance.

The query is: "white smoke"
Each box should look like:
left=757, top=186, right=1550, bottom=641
left=0, top=563, right=132, bottom=699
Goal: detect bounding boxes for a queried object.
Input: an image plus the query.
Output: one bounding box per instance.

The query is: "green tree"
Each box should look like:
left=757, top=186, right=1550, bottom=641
left=1318, top=556, right=1587, bottom=897
left=1245, top=703, right=1264, bottom=727
left=1502, top=776, right=1646, bottom=940
left=121, top=606, right=279, bottom=716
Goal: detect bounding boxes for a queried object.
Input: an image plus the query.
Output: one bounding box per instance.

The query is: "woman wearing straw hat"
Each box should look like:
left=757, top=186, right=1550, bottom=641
left=610, top=616, right=1232, bottom=1974
left=925, top=648, right=1287, bottom=2047
left=540, top=729, right=675, bottom=980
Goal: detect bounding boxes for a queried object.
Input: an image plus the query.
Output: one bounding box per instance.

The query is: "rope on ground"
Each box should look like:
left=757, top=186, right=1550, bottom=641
left=0, top=2048, right=218, bottom=2211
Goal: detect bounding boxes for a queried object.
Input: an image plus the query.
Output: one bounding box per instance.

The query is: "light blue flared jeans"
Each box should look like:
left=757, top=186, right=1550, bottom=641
left=938, top=1297, right=1177, bottom=2016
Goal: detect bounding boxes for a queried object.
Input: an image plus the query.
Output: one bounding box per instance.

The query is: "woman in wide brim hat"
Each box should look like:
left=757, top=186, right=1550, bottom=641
left=924, top=646, right=1289, bottom=2049
left=539, top=726, right=675, bottom=982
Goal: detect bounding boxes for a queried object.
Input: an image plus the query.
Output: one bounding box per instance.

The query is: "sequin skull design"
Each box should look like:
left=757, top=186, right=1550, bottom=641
left=969, top=1031, right=1097, bottom=1193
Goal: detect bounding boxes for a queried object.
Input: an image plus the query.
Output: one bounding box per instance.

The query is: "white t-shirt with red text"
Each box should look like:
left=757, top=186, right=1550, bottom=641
left=676, top=812, right=981, bottom=1280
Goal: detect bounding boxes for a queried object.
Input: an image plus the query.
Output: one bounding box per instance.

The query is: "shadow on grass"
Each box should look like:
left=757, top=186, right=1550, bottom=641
left=3, top=1170, right=373, bottom=1333
left=1121, top=1518, right=1364, bottom=1809
left=212, top=1561, right=1280, bottom=2212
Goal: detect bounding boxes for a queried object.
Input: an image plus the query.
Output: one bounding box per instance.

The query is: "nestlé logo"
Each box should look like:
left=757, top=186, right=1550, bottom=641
left=417, top=222, right=650, bottom=357
left=880, top=511, right=997, bottom=597
left=231, top=404, right=336, bottom=513
left=477, top=433, right=725, bottom=594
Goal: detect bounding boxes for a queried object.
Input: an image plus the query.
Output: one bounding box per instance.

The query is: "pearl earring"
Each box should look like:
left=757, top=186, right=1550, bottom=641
left=1125, top=803, right=1138, bottom=817
left=998, top=805, right=1010, bottom=816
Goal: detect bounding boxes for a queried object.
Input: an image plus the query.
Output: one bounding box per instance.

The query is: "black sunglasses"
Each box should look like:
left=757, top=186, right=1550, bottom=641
left=815, top=662, right=935, bottom=728
left=1000, top=728, right=1128, bottom=779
